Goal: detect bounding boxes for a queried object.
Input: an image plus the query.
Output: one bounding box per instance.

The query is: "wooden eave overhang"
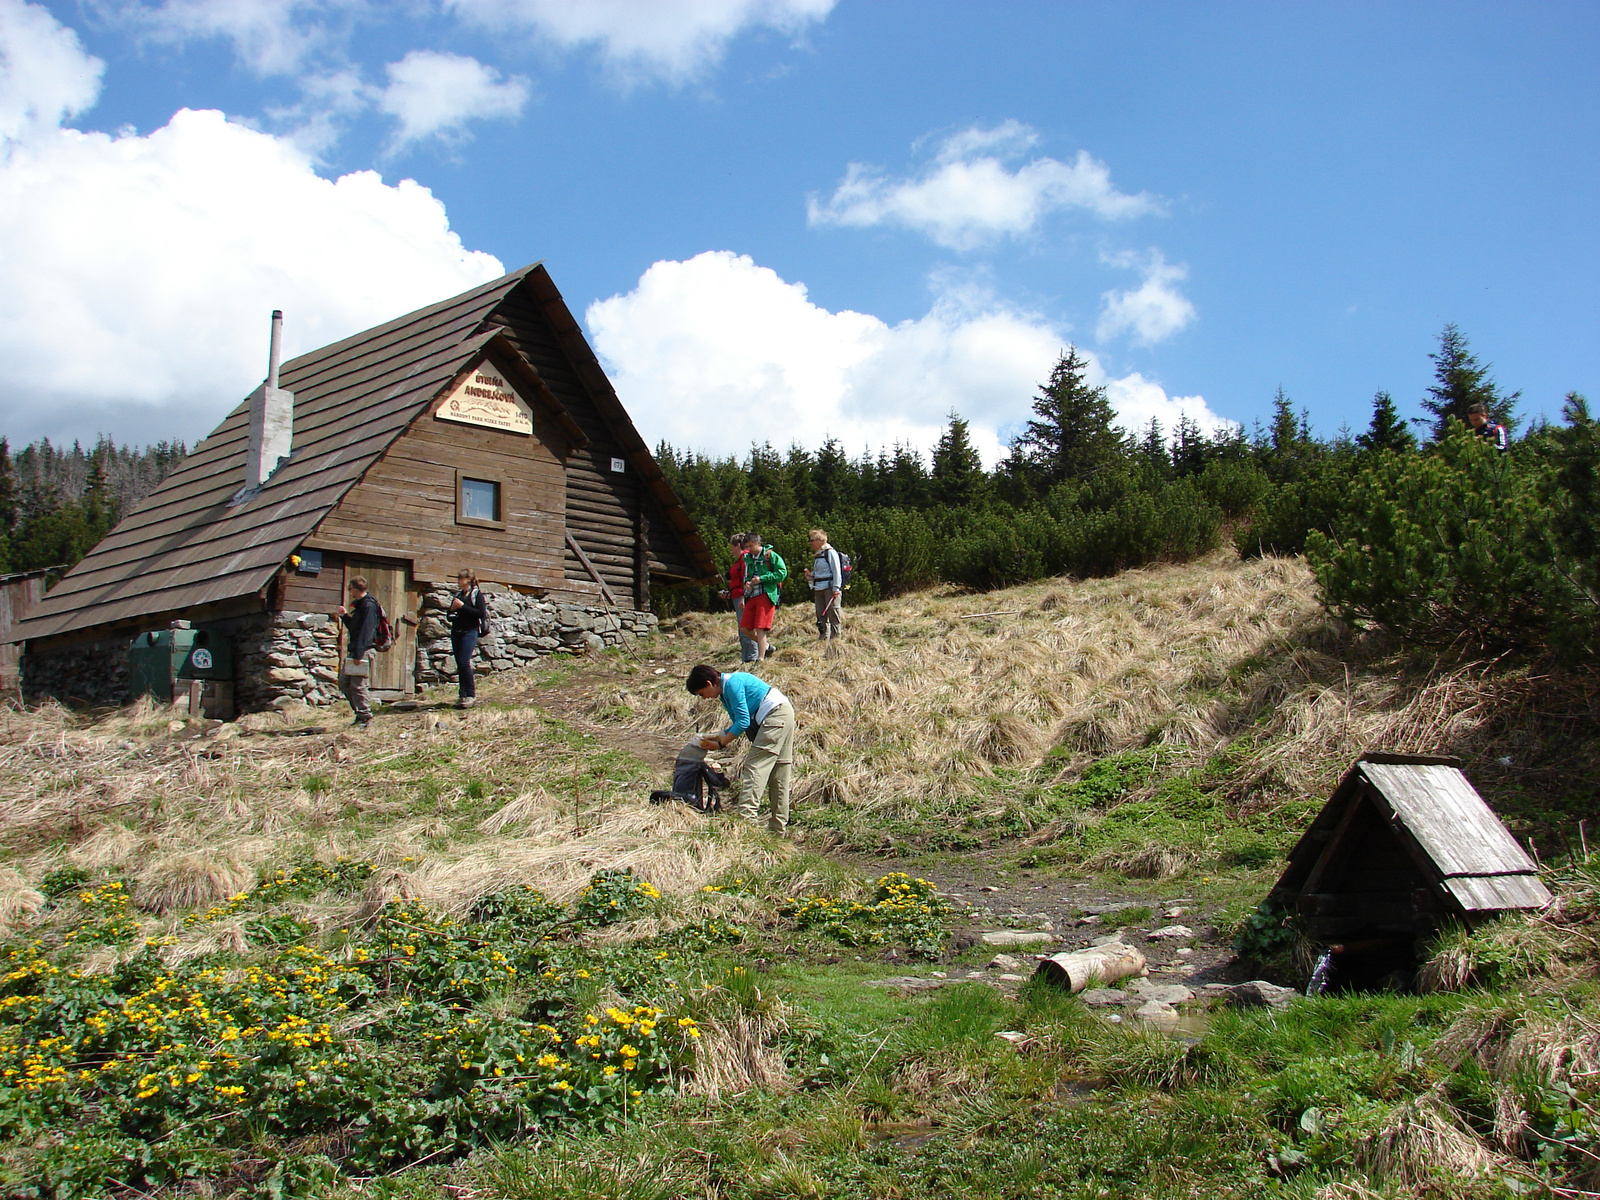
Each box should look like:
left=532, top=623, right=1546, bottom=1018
left=1270, top=753, right=1552, bottom=916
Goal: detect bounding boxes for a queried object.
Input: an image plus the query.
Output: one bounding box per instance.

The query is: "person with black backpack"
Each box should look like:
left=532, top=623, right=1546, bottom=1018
left=448, top=568, right=491, bottom=709
left=335, top=576, right=381, bottom=728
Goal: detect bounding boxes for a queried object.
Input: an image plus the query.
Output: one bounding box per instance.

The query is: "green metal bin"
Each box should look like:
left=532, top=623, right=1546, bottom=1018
left=129, top=627, right=234, bottom=705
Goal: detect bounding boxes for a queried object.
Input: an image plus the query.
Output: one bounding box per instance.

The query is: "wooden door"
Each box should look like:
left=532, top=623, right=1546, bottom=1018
left=344, top=559, right=414, bottom=694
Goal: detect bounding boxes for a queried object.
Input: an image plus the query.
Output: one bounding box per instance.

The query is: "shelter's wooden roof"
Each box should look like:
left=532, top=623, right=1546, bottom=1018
left=11, top=265, right=716, bottom=643
left=1274, top=753, right=1552, bottom=914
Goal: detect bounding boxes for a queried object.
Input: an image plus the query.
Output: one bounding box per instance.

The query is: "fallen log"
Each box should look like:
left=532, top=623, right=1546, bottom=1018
left=1034, top=942, right=1148, bottom=992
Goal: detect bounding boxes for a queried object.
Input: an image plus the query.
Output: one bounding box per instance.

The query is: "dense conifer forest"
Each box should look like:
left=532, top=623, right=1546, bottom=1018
left=0, top=437, right=186, bottom=578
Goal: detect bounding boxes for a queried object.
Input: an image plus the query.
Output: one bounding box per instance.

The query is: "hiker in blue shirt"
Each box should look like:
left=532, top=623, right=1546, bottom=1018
left=686, top=664, right=797, bottom=836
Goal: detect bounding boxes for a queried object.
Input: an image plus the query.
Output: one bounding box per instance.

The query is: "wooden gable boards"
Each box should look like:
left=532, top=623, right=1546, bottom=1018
left=1271, top=753, right=1551, bottom=932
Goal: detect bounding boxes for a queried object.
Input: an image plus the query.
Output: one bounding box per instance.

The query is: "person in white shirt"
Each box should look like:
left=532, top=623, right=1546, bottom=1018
left=805, top=528, right=843, bottom=642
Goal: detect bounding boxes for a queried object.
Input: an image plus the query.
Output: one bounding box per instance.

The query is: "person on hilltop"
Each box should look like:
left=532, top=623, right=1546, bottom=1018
left=334, top=576, right=380, bottom=729
left=738, top=532, right=786, bottom=662
left=805, top=528, right=843, bottom=643
left=686, top=663, right=796, bottom=837
left=448, top=569, right=490, bottom=709
left=717, top=533, right=759, bottom=667
left=1467, top=402, right=1509, bottom=452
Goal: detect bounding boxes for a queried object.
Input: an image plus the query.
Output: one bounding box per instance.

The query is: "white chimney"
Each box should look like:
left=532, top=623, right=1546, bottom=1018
left=246, top=309, right=293, bottom=489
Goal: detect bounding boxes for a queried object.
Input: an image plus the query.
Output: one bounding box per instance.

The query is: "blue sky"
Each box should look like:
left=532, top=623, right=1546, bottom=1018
left=1, top=0, right=1594, bottom=463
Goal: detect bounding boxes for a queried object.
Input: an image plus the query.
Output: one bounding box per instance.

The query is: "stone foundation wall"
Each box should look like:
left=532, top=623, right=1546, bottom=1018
left=22, top=592, right=657, bottom=714
left=21, top=635, right=132, bottom=707
left=414, top=585, right=657, bottom=685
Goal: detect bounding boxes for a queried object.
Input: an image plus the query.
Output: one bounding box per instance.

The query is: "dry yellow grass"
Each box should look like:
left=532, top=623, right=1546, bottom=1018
left=587, top=548, right=1592, bottom=856
left=0, top=675, right=783, bottom=923
left=1, top=546, right=1586, bottom=908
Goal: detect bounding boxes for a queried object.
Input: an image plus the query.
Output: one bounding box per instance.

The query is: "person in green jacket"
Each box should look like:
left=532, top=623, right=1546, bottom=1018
left=738, top=532, right=787, bottom=662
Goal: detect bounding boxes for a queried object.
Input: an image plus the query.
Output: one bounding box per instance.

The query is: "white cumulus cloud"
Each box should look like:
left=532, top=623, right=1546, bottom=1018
left=808, top=120, right=1163, bottom=251
left=0, top=0, right=102, bottom=141
left=1096, top=249, right=1197, bottom=345
left=586, top=251, right=1230, bottom=466
left=0, top=1, right=505, bottom=446
left=125, top=0, right=367, bottom=76
left=379, top=50, right=530, bottom=148
left=448, top=0, right=836, bottom=83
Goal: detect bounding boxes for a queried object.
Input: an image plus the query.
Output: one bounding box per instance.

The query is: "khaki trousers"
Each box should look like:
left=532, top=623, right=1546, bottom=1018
left=814, top=590, right=842, bottom=640
left=733, top=703, right=796, bottom=834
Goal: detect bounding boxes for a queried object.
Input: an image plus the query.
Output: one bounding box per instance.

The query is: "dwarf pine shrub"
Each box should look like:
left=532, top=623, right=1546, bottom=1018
left=1305, top=429, right=1577, bottom=654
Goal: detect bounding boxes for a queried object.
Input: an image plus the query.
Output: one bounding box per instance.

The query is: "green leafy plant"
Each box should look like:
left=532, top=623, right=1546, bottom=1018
left=784, top=873, right=952, bottom=960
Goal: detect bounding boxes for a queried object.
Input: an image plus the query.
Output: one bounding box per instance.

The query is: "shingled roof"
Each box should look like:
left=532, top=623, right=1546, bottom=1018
left=11, top=265, right=715, bottom=642
left=1271, top=753, right=1552, bottom=919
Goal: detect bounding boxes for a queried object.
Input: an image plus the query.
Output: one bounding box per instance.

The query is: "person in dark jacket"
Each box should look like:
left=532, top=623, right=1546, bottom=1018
left=1467, top=402, right=1509, bottom=452
left=335, top=576, right=380, bottom=728
left=448, top=569, right=490, bottom=708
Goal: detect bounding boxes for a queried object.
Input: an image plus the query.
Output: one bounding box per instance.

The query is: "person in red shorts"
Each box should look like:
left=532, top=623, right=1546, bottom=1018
left=738, top=532, right=787, bottom=662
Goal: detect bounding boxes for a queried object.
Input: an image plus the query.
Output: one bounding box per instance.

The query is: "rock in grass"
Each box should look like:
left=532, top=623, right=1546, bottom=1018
left=1222, top=980, right=1299, bottom=1009
left=1134, top=1000, right=1179, bottom=1024
left=982, top=929, right=1055, bottom=948
left=1079, top=901, right=1141, bottom=916
left=1079, top=988, right=1130, bottom=1007
left=987, top=953, right=1026, bottom=972
left=1130, top=982, right=1195, bottom=1005
left=1147, top=924, right=1195, bottom=941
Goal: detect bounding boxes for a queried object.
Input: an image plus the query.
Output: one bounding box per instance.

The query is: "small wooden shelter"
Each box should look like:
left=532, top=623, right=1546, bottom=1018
left=1271, top=753, right=1552, bottom=945
left=7, top=264, right=718, bottom=711
left=0, top=568, right=53, bottom=694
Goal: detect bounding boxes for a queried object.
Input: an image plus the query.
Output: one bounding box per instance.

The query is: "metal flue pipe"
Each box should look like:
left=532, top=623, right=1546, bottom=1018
left=267, top=309, right=283, bottom=389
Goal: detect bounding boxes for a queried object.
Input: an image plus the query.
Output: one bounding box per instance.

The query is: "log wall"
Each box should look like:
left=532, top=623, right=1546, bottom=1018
left=484, top=291, right=696, bottom=609
left=305, top=354, right=570, bottom=592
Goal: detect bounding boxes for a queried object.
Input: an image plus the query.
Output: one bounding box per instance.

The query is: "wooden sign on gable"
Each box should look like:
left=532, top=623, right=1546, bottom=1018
left=435, top=361, right=534, bottom=436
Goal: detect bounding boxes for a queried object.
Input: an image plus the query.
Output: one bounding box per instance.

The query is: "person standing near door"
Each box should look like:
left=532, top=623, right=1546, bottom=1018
left=448, top=569, right=490, bottom=709
left=335, top=576, right=380, bottom=728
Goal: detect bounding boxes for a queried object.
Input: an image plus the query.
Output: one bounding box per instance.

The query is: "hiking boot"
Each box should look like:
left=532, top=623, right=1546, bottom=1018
left=354, top=716, right=372, bottom=729
left=457, top=696, right=476, bottom=709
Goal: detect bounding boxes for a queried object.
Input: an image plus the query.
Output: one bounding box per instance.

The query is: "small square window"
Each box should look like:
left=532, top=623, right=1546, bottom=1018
left=462, top=477, right=500, bottom=521
left=455, top=471, right=507, bottom=529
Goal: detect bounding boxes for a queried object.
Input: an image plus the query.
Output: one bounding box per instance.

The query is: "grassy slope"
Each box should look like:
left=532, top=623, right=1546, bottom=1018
left=1, top=549, right=1597, bottom=1198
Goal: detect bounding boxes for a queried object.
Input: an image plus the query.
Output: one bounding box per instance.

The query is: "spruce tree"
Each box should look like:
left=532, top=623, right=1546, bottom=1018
left=1355, top=390, right=1417, bottom=454
left=0, top=438, right=15, bottom=533
left=83, top=443, right=111, bottom=533
left=1013, top=347, right=1122, bottom=488
left=930, top=412, right=985, bottom=509
left=1420, top=324, right=1520, bottom=442
left=812, top=437, right=856, bottom=513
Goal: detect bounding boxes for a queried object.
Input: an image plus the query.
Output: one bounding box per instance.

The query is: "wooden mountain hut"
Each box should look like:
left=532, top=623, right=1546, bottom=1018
left=8, top=264, right=718, bottom=713
left=1270, top=753, right=1551, bottom=985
